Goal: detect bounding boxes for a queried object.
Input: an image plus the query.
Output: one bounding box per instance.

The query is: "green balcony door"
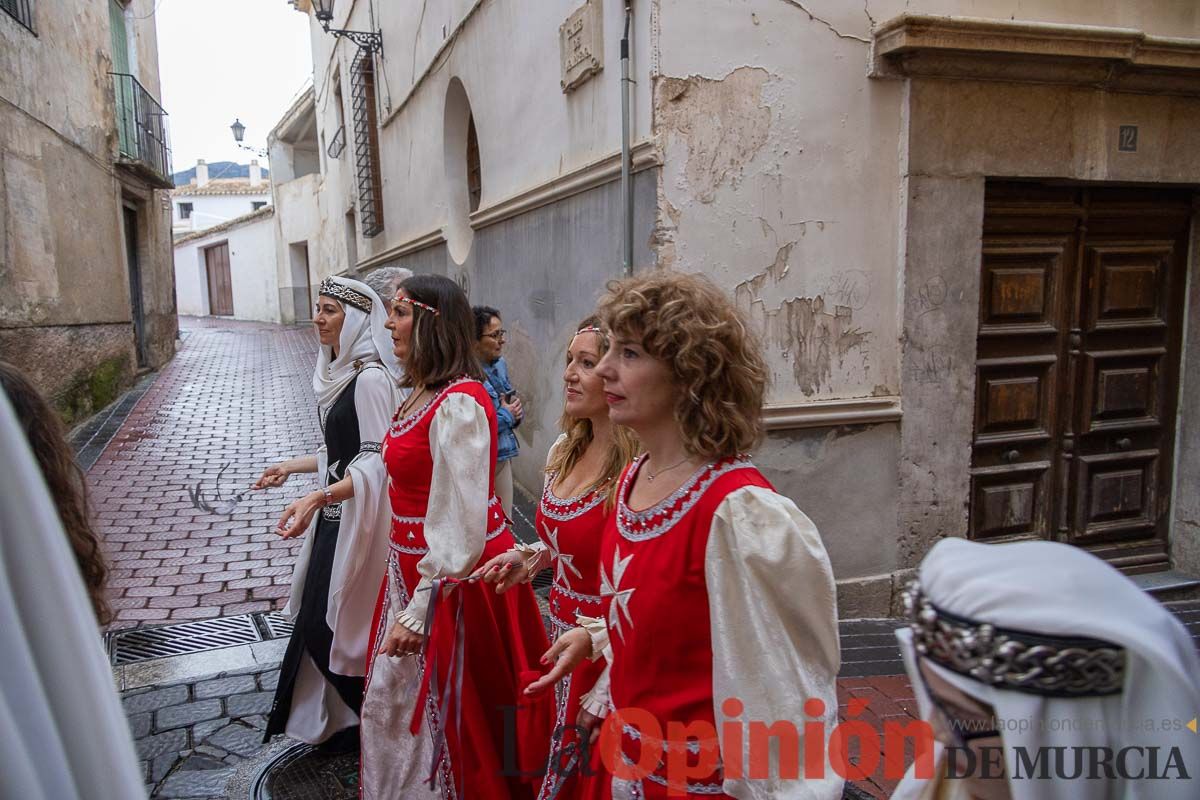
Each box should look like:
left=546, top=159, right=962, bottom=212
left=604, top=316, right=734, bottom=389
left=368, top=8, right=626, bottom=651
left=110, top=0, right=135, bottom=156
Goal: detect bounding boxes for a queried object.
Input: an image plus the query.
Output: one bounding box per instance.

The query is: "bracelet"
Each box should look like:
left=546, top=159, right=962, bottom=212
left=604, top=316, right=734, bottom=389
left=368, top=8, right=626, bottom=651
left=321, top=486, right=334, bottom=506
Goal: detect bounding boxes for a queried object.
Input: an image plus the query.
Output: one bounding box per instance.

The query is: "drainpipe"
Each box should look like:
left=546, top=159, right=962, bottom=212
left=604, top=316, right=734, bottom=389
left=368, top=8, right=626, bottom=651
left=620, top=0, right=634, bottom=276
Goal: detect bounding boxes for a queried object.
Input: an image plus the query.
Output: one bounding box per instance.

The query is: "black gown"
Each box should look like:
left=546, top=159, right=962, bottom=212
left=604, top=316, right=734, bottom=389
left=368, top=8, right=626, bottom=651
left=265, top=372, right=367, bottom=743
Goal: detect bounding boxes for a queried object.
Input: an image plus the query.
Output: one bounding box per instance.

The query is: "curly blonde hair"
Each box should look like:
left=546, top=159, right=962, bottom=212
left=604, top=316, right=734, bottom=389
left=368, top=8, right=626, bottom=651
left=596, top=272, right=768, bottom=460
left=545, top=316, right=640, bottom=509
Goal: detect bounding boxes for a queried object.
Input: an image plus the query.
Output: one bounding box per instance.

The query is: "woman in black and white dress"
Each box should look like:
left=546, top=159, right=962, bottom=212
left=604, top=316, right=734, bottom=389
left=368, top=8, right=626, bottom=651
left=254, top=276, right=403, bottom=750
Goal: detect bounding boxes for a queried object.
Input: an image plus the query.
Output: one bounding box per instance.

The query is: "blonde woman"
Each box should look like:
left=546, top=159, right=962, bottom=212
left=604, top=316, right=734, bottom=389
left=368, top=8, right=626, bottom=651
left=476, top=315, right=639, bottom=799
left=528, top=272, right=843, bottom=799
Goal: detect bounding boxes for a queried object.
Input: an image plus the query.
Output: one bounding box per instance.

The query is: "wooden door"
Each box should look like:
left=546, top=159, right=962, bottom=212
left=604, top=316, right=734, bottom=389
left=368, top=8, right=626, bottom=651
left=123, top=205, right=148, bottom=367
left=204, top=243, right=234, bottom=317
left=970, top=183, right=1192, bottom=573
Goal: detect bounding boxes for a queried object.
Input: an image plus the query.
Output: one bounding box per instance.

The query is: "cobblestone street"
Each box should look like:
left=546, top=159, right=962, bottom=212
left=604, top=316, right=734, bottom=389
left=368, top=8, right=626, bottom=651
left=92, top=317, right=321, bottom=628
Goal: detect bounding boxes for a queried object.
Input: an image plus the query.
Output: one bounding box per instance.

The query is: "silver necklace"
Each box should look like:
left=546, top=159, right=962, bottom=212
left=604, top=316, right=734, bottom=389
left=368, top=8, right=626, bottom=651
left=645, top=455, right=691, bottom=483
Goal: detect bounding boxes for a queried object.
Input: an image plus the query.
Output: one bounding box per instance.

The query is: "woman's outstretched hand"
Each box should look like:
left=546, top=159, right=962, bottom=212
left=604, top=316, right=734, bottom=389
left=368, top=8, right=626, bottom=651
left=471, top=550, right=528, bottom=593
left=524, top=626, right=592, bottom=696
left=253, top=463, right=290, bottom=490
left=276, top=491, right=322, bottom=538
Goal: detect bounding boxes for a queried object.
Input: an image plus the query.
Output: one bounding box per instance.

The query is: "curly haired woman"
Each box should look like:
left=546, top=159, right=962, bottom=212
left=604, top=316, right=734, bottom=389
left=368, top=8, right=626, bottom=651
left=528, top=272, right=843, bottom=799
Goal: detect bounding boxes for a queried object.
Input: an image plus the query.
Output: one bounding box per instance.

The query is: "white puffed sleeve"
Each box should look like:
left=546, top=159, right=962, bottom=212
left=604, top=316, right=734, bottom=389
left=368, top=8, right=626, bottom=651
left=396, top=392, right=491, bottom=632
left=706, top=486, right=843, bottom=800
left=325, top=366, right=399, bottom=675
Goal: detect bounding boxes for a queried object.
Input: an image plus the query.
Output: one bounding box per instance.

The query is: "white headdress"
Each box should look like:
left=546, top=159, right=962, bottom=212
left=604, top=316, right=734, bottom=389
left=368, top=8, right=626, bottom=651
left=894, top=538, right=1200, bottom=800
left=312, top=276, right=403, bottom=410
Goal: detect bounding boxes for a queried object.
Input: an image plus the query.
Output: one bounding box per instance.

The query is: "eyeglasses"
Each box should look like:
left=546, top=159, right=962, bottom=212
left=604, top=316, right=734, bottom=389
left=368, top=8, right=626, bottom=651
left=482, top=329, right=507, bottom=341
left=915, top=660, right=1002, bottom=749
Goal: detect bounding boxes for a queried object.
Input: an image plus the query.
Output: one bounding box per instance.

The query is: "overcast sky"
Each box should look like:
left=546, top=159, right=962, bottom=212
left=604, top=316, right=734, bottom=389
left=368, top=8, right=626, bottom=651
left=156, top=0, right=313, bottom=172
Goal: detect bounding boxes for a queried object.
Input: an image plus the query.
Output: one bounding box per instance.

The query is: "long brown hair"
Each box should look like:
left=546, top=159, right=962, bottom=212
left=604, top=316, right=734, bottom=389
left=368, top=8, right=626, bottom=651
left=597, top=271, right=769, bottom=460
left=0, top=361, right=112, bottom=624
left=544, top=316, right=640, bottom=508
left=399, top=274, right=485, bottom=389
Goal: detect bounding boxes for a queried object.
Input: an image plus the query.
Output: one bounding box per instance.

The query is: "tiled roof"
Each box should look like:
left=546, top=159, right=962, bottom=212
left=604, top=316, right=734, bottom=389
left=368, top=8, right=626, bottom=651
left=173, top=206, right=275, bottom=246
left=172, top=179, right=271, bottom=197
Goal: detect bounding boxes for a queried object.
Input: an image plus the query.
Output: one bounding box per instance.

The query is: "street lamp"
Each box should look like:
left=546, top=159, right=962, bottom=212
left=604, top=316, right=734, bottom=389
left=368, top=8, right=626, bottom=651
left=229, top=119, right=267, bottom=158
left=310, top=0, right=383, bottom=54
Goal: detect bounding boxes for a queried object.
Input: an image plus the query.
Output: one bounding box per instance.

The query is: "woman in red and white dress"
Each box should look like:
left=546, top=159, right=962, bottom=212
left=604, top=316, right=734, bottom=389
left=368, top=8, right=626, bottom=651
left=475, top=316, right=639, bottom=800
left=529, top=272, right=843, bottom=799
left=360, top=274, right=550, bottom=800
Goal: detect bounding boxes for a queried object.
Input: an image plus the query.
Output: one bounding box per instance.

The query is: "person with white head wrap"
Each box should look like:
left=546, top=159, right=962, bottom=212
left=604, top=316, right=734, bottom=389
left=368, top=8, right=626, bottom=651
left=894, top=537, right=1200, bottom=800
left=255, top=276, right=405, bottom=748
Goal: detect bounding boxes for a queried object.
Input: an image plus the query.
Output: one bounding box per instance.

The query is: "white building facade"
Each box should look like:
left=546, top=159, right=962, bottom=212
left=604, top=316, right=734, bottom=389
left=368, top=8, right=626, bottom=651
left=173, top=207, right=279, bottom=322
left=288, top=0, right=1200, bottom=613
left=171, top=160, right=272, bottom=237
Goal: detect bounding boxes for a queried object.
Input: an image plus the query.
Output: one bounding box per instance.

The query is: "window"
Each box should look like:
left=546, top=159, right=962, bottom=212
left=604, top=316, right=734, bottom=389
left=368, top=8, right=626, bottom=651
left=345, top=210, right=359, bottom=269
left=252, top=201, right=267, bottom=211
left=466, top=114, right=481, bottom=213
left=1, top=0, right=35, bottom=34
left=178, top=202, right=193, bottom=219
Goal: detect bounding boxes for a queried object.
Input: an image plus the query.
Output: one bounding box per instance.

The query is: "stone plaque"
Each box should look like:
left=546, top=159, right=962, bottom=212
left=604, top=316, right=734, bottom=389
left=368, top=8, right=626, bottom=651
left=560, top=0, right=603, bottom=93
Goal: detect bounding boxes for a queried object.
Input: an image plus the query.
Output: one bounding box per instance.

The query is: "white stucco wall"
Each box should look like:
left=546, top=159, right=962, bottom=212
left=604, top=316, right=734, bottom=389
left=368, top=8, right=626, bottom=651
left=172, top=192, right=271, bottom=234
left=173, top=214, right=280, bottom=322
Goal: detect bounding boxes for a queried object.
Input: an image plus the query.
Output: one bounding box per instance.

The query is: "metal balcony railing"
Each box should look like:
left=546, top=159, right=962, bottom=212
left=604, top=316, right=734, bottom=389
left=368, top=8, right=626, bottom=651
left=111, top=72, right=173, bottom=189
left=0, top=0, right=35, bottom=33
left=327, top=125, right=346, bottom=159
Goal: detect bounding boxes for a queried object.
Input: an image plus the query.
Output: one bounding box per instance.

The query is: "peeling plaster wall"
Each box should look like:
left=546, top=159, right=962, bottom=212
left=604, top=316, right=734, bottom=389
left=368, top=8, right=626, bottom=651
left=0, top=0, right=176, bottom=412
left=652, top=0, right=905, bottom=592
left=654, top=0, right=902, bottom=406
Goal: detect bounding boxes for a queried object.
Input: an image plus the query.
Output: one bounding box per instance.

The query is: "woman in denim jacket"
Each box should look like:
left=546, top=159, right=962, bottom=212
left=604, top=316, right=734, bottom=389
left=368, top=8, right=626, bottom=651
left=474, top=305, right=523, bottom=516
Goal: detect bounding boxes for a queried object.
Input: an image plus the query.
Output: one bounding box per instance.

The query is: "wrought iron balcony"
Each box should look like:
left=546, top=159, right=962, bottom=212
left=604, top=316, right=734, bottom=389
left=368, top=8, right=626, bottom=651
left=327, top=125, right=346, bottom=159
left=111, top=72, right=173, bottom=189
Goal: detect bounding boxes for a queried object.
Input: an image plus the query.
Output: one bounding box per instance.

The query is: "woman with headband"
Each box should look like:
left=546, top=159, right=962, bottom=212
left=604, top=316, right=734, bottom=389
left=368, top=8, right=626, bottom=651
left=360, top=274, right=551, bottom=799
left=526, top=271, right=843, bottom=799
left=255, top=276, right=403, bottom=752
left=893, top=537, right=1200, bottom=800
left=475, top=315, right=640, bottom=800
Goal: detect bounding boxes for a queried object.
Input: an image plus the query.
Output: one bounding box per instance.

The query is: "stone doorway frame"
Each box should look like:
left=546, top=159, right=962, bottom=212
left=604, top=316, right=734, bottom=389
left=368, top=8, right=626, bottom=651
left=874, top=15, right=1200, bottom=605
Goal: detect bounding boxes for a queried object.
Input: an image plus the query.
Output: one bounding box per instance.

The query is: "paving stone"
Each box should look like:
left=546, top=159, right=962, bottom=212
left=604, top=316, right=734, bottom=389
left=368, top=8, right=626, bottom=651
left=156, top=699, right=223, bottom=731
left=225, top=690, right=273, bottom=718
left=135, top=727, right=187, bottom=760
left=206, top=723, right=267, bottom=758
left=176, top=753, right=227, bottom=772
left=193, top=745, right=228, bottom=761
left=151, top=751, right=179, bottom=784
left=155, top=766, right=235, bottom=798
left=257, top=669, right=280, bottom=692
left=127, top=711, right=153, bottom=739
left=243, top=714, right=268, bottom=731
left=194, top=674, right=256, bottom=700
left=122, top=684, right=189, bottom=714
left=191, top=716, right=231, bottom=741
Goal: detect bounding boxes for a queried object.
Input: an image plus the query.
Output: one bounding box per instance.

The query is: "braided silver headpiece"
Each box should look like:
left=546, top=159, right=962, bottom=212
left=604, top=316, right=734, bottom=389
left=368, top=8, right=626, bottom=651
left=902, top=579, right=1126, bottom=697
left=319, top=278, right=373, bottom=314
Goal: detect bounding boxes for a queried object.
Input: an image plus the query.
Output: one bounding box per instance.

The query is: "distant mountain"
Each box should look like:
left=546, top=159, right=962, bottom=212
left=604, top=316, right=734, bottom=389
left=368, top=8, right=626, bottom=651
left=171, top=161, right=270, bottom=187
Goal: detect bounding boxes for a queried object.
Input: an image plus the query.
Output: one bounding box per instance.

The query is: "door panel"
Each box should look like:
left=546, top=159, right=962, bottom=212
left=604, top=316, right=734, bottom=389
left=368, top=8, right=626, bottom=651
left=205, top=243, right=234, bottom=317
left=971, top=183, right=1191, bottom=571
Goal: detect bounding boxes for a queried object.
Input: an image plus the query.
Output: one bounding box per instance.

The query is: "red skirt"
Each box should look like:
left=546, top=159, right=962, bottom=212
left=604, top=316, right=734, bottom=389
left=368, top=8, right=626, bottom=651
left=362, top=527, right=553, bottom=799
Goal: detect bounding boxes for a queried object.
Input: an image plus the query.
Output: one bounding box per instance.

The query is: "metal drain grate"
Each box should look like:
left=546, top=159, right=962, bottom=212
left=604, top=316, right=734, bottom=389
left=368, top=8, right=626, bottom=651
left=110, top=615, right=263, bottom=665
left=260, top=610, right=295, bottom=640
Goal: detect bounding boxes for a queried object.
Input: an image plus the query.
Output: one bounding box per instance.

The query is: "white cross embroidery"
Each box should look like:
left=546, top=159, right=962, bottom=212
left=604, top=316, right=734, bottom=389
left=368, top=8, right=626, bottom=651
left=600, top=545, right=636, bottom=642
left=542, top=523, right=582, bottom=591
